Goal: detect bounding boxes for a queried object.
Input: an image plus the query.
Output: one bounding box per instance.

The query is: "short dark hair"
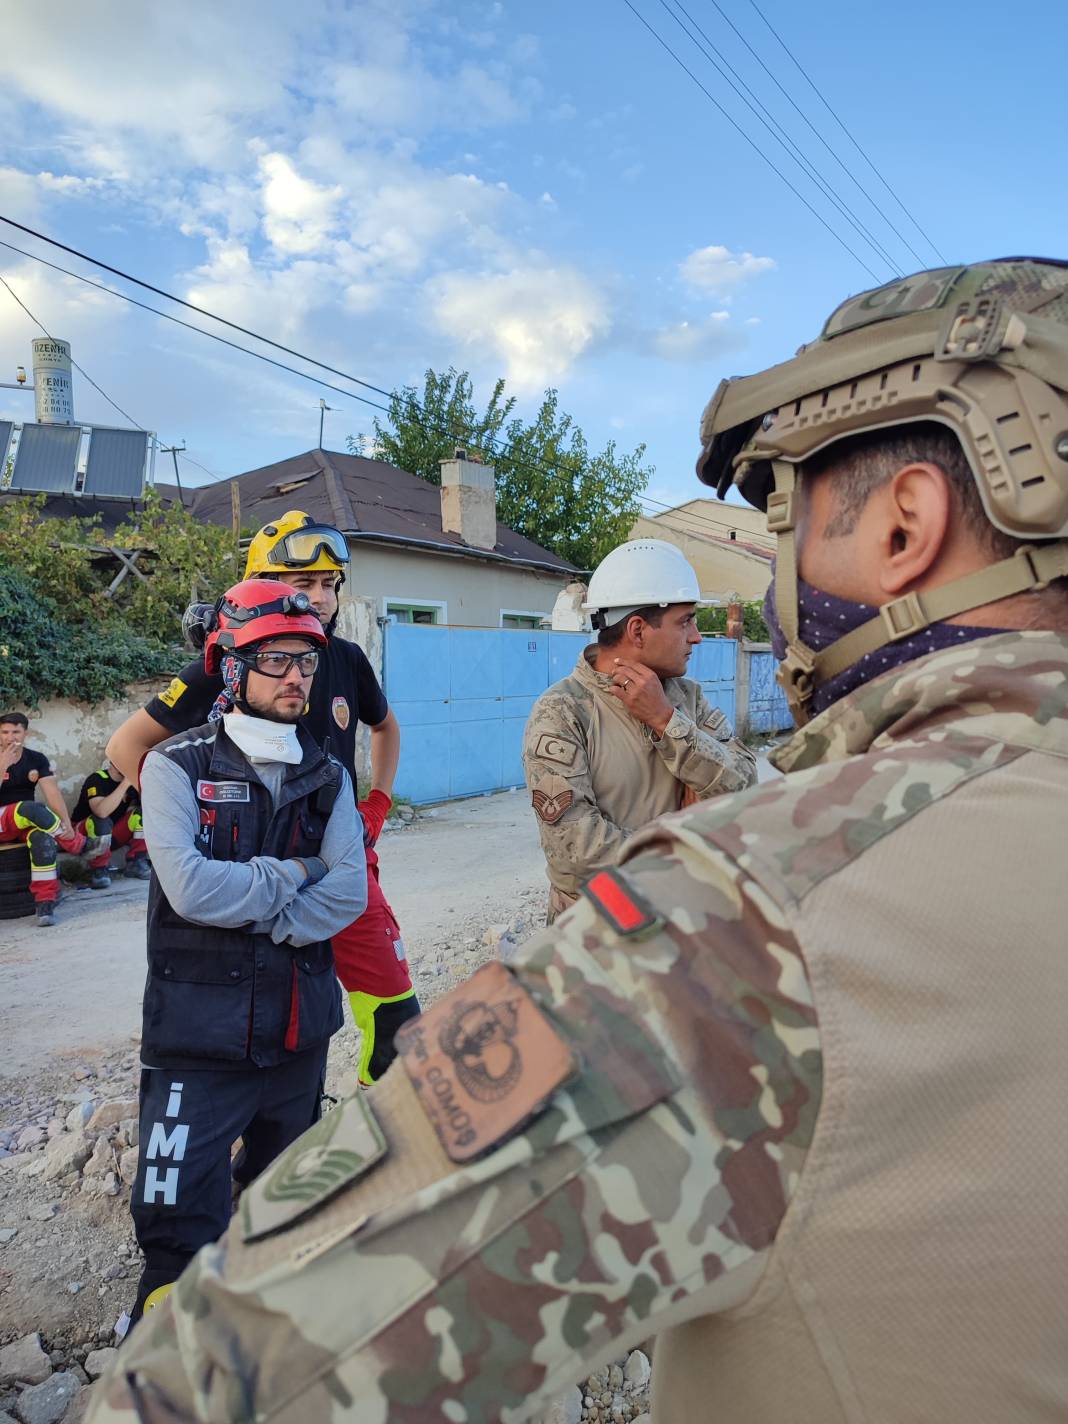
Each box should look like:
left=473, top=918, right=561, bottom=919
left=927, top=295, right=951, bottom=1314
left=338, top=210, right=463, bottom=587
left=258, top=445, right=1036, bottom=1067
left=597, top=605, right=665, bottom=648
left=0, top=712, right=28, bottom=729
left=808, top=422, right=1038, bottom=563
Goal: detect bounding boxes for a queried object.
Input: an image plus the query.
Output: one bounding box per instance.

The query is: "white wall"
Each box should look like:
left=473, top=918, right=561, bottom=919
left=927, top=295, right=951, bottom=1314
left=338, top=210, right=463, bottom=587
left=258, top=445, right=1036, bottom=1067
left=20, top=677, right=172, bottom=804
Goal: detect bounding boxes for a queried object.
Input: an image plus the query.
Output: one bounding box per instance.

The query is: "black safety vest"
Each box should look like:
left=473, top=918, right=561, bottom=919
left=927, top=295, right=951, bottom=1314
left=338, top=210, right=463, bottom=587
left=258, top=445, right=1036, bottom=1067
left=141, top=720, right=344, bottom=1069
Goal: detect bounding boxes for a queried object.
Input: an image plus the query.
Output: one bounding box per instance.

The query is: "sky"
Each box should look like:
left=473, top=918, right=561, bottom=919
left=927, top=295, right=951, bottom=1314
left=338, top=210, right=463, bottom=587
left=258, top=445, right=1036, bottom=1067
left=0, top=0, right=1065, bottom=515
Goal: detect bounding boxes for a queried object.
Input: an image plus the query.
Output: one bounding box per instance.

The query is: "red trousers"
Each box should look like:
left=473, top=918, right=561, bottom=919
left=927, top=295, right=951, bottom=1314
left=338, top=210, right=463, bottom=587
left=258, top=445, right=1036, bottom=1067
left=0, top=802, right=86, bottom=904
left=76, top=807, right=146, bottom=869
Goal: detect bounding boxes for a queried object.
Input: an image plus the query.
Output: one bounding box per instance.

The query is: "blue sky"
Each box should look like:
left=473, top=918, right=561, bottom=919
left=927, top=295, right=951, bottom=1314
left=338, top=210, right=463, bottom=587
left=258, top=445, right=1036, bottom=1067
left=1, top=0, right=1065, bottom=514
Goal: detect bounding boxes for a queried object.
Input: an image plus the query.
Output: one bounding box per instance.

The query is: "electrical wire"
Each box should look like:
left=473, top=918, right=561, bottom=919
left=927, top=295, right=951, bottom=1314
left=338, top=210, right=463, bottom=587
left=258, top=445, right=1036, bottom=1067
left=657, top=0, right=902, bottom=277
left=1, top=225, right=768, bottom=542
left=704, top=0, right=932, bottom=270
left=0, top=271, right=145, bottom=429
left=0, top=213, right=396, bottom=402
left=619, top=0, right=882, bottom=282
left=746, top=0, right=947, bottom=265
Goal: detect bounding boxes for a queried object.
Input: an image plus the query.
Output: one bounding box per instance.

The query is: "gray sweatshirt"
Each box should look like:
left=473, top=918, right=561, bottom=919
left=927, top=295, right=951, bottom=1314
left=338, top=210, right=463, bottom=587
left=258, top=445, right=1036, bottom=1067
left=140, top=749, right=366, bottom=948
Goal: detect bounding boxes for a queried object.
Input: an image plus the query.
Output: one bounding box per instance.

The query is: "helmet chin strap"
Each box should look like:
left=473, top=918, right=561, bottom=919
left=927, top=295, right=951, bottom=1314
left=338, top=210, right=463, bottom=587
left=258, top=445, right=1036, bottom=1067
left=765, top=456, right=1068, bottom=726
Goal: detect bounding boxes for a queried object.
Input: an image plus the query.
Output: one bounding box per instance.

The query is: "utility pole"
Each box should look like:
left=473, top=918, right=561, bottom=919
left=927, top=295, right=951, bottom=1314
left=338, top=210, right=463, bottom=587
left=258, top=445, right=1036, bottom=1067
left=159, top=442, right=186, bottom=507
left=318, top=398, right=332, bottom=449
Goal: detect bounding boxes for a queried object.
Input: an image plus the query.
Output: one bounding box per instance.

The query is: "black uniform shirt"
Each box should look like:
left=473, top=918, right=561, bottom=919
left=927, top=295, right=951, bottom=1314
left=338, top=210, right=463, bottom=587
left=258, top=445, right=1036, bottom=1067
left=144, top=638, right=388, bottom=796
left=0, top=748, right=52, bottom=808
left=72, top=768, right=141, bottom=825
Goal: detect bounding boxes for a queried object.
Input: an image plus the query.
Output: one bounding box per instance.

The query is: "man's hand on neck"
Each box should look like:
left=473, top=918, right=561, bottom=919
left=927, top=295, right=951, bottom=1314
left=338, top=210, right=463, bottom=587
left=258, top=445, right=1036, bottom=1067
left=604, top=657, right=674, bottom=736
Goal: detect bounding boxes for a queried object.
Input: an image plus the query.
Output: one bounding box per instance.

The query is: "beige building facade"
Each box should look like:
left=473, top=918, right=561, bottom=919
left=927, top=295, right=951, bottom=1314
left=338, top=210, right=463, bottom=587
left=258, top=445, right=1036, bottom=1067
left=631, top=498, right=773, bottom=601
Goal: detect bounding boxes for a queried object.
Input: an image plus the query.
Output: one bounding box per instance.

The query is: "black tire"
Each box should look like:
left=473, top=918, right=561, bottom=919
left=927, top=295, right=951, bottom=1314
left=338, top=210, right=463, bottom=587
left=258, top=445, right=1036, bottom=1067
left=0, top=889, right=35, bottom=919
left=0, top=843, right=31, bottom=893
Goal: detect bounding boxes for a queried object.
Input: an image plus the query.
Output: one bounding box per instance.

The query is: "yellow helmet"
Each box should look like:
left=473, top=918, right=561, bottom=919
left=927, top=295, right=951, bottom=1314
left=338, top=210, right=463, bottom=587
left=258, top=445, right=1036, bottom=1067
left=243, top=510, right=349, bottom=582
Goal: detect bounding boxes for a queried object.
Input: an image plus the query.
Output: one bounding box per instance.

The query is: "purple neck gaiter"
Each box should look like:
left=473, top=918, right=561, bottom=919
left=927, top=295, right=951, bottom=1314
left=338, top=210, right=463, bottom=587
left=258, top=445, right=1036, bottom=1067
left=762, top=574, right=1006, bottom=716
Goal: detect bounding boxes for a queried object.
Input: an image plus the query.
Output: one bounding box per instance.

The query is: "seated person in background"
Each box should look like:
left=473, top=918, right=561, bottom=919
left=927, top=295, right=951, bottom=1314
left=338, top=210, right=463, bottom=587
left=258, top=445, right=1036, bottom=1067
left=70, top=759, right=150, bottom=888
left=0, top=711, right=105, bottom=928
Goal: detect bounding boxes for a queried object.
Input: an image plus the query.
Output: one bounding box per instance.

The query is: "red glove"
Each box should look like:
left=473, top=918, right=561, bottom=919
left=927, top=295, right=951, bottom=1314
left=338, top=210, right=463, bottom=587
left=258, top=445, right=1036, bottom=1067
left=357, top=789, right=392, bottom=848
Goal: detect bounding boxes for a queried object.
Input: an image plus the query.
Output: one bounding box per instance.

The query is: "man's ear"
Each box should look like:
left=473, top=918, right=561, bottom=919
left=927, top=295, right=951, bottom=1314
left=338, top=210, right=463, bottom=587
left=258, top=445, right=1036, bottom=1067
left=879, top=462, right=953, bottom=596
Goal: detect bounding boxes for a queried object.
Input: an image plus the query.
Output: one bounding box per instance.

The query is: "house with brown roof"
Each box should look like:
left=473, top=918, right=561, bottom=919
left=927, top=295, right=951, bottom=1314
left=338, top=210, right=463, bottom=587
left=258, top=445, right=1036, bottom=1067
left=186, top=447, right=577, bottom=667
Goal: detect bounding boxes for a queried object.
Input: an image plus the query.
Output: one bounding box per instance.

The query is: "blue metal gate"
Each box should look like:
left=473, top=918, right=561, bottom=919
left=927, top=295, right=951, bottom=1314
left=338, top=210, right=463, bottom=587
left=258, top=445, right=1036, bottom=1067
left=747, top=649, right=792, bottom=732
left=385, top=625, right=743, bottom=805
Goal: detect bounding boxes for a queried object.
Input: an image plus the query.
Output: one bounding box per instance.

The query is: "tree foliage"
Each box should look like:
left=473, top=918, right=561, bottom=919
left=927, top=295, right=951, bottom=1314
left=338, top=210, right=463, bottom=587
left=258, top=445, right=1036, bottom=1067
left=0, top=572, right=172, bottom=708
left=696, top=600, right=771, bottom=641
left=0, top=491, right=240, bottom=705
left=351, top=368, right=652, bottom=570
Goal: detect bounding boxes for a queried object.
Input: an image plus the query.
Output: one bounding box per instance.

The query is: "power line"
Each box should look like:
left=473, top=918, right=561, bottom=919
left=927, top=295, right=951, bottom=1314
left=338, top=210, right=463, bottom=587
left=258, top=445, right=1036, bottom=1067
left=657, top=0, right=902, bottom=277
left=704, top=0, right=932, bottom=270
left=746, top=0, right=947, bottom=266
left=0, top=234, right=394, bottom=420
left=1, top=224, right=763, bottom=534
left=0, top=213, right=396, bottom=403
left=0, top=270, right=145, bottom=429
left=619, top=0, right=882, bottom=282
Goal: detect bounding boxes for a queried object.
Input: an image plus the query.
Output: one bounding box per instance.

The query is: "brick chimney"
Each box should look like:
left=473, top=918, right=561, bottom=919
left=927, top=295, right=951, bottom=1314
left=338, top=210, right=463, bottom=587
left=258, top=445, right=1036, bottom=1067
left=439, top=448, right=497, bottom=551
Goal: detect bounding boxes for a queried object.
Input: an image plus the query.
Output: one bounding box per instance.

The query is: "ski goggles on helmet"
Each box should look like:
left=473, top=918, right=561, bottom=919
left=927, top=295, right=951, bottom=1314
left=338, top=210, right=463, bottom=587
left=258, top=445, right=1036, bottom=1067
left=266, top=525, right=350, bottom=570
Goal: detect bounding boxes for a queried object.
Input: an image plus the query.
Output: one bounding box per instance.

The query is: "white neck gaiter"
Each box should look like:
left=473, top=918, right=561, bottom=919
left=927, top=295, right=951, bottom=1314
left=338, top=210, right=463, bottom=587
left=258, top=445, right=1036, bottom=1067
left=224, top=713, right=302, bottom=765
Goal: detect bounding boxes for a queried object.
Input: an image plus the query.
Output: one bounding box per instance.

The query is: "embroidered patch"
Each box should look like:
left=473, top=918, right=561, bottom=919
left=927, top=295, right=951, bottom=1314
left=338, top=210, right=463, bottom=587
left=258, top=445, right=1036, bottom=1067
left=28, top=769, right=39, bottom=783
left=702, top=707, right=728, bottom=736
left=332, top=696, right=350, bottom=731
left=196, top=779, right=250, bottom=803
left=240, top=1090, right=387, bottom=1243
left=582, top=868, right=662, bottom=939
left=396, top=960, right=577, bottom=1163
left=531, top=774, right=574, bottom=824
left=158, top=676, right=188, bottom=709
left=533, top=732, right=580, bottom=769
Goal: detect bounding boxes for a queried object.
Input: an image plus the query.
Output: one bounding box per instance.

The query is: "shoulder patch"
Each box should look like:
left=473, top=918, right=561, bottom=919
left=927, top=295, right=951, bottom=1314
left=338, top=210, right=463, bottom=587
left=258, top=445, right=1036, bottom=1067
left=158, top=676, right=188, bottom=709
left=531, top=774, right=574, bottom=824
left=396, top=960, right=578, bottom=1163
left=240, top=1091, right=387, bottom=1243
left=582, top=868, right=662, bottom=938
left=533, top=732, right=580, bottom=769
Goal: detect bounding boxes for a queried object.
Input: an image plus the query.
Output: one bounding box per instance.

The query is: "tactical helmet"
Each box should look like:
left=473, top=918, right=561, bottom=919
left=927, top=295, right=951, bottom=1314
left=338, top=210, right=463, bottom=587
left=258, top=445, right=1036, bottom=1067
left=204, top=579, right=326, bottom=675
left=583, top=539, right=709, bottom=629
left=243, top=510, right=349, bottom=583
left=697, top=257, right=1068, bottom=722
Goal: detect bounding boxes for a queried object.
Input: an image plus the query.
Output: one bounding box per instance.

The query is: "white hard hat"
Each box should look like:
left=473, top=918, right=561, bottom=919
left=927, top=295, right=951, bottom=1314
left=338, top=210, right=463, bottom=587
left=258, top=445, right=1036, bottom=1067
left=583, top=539, right=708, bottom=628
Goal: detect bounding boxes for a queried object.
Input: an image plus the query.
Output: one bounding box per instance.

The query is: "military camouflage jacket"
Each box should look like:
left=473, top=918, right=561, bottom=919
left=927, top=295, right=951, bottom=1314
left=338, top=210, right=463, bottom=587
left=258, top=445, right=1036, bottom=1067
left=522, top=646, right=755, bottom=898
left=89, top=633, right=1068, bottom=1424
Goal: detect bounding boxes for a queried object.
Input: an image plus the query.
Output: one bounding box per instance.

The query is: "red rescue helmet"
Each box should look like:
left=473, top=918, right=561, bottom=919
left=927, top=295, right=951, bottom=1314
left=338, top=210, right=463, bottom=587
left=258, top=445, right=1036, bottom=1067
left=203, top=579, right=327, bottom=674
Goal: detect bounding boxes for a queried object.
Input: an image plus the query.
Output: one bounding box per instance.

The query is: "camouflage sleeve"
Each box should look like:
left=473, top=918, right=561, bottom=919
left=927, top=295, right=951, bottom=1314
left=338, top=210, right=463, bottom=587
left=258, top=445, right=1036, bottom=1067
left=648, top=689, right=757, bottom=798
left=88, top=826, right=821, bottom=1424
left=522, top=692, right=629, bottom=896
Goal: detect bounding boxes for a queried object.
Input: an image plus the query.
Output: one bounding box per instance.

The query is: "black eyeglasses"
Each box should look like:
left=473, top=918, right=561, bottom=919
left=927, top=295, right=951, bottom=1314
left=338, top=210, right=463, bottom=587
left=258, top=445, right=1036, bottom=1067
left=237, top=650, right=320, bottom=678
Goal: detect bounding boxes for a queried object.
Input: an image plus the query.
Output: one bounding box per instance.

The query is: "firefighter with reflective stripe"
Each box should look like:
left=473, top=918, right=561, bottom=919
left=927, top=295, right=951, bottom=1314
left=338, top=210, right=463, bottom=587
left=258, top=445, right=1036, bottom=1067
left=106, top=512, right=419, bottom=1084
left=128, top=579, right=365, bottom=1326
left=0, top=712, right=108, bottom=927
left=71, top=760, right=149, bottom=889
left=523, top=540, right=757, bottom=921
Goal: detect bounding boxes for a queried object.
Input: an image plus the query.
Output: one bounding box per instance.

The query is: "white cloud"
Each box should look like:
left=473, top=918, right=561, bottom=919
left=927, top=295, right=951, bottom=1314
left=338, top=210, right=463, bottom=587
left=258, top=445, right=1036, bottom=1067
left=431, top=266, right=610, bottom=392
left=680, top=245, right=776, bottom=292
left=652, top=311, right=743, bottom=362
left=258, top=154, right=342, bottom=256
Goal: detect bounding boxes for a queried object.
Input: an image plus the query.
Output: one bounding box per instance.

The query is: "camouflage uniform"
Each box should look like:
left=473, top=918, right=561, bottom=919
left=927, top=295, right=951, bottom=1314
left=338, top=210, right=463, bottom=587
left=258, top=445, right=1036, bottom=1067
left=88, top=631, right=1068, bottom=1423
left=523, top=646, right=755, bottom=916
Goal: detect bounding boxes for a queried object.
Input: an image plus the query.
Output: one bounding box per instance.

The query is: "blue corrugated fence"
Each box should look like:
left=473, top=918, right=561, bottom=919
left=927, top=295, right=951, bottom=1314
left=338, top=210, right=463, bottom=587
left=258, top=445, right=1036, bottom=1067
left=385, top=625, right=789, bottom=805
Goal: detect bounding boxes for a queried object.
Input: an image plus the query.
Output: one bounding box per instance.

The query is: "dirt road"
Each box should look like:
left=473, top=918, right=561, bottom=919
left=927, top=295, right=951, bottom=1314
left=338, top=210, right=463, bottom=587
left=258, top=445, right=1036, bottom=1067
left=0, top=789, right=545, bottom=1085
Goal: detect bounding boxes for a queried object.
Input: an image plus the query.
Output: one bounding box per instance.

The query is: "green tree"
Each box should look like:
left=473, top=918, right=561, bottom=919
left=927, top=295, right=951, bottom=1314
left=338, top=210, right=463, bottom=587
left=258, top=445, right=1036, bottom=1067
left=111, top=490, right=240, bottom=639
left=350, top=368, right=652, bottom=570
left=0, top=572, right=172, bottom=708
left=696, top=601, right=770, bottom=641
